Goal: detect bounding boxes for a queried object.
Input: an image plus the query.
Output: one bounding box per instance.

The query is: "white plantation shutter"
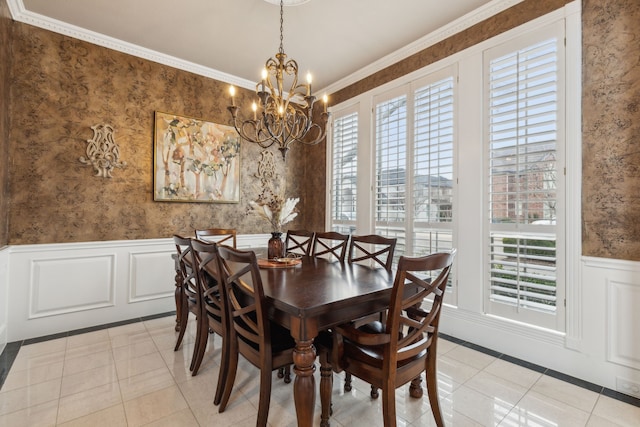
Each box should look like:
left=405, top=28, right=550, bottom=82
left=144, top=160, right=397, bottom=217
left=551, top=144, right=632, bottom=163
left=413, top=76, right=454, bottom=258
left=375, top=93, right=408, bottom=255
left=330, top=110, right=358, bottom=234
left=485, top=22, right=564, bottom=328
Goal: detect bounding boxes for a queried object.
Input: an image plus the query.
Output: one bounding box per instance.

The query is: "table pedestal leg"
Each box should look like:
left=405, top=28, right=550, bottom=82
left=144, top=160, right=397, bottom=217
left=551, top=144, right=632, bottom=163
left=293, top=339, right=316, bottom=427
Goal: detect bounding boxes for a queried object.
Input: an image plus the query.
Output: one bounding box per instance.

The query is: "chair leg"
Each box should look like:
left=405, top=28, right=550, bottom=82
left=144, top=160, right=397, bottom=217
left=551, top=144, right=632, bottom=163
left=409, top=374, right=423, bottom=398
left=218, top=344, right=239, bottom=413
left=173, top=298, right=189, bottom=351
left=319, top=349, right=333, bottom=427
left=425, top=352, right=444, bottom=427
left=190, top=316, right=208, bottom=375
left=256, top=365, right=273, bottom=427
left=277, top=365, right=292, bottom=382
left=381, top=386, right=397, bottom=427
left=213, top=334, right=228, bottom=406
left=283, top=364, right=291, bottom=383
left=344, top=372, right=352, bottom=392
left=370, top=385, right=379, bottom=399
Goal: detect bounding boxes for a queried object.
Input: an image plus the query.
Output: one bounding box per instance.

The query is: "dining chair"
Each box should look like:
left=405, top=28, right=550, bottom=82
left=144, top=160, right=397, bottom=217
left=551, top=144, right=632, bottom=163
left=284, top=229, right=315, bottom=256
left=172, top=235, right=198, bottom=358
left=194, top=228, right=237, bottom=248
left=215, top=245, right=296, bottom=426
left=312, top=231, right=349, bottom=262
left=189, top=239, right=227, bottom=387
left=343, top=234, right=397, bottom=392
left=319, top=250, right=456, bottom=427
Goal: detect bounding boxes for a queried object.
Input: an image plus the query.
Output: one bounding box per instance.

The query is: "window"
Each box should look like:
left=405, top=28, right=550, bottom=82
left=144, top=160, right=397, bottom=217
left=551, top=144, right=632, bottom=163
left=330, top=108, right=358, bottom=234
left=326, top=11, right=575, bottom=332
left=485, top=22, right=564, bottom=329
left=413, top=76, right=455, bottom=259
left=375, top=92, right=408, bottom=256
left=373, top=68, right=456, bottom=267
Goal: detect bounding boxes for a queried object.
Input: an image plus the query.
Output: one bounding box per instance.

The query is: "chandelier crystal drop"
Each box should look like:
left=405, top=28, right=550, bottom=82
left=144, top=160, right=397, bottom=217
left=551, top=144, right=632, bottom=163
left=227, top=0, right=329, bottom=160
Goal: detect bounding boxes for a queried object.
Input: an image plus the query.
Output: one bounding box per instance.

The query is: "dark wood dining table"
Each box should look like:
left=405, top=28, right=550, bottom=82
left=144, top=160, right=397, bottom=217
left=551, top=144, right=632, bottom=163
left=173, top=251, right=396, bottom=426
left=258, top=255, right=395, bottom=426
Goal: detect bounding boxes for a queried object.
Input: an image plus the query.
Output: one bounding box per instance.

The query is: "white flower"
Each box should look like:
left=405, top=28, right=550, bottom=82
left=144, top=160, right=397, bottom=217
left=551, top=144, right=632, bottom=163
left=250, top=196, right=299, bottom=232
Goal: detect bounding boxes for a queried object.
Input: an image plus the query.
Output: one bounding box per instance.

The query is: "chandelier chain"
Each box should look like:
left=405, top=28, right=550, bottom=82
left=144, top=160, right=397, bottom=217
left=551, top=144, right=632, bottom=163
left=279, top=0, right=284, bottom=55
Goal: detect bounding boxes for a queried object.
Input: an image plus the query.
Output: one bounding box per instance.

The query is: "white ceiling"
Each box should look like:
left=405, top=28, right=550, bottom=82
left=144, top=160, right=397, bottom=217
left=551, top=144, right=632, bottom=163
left=10, top=0, right=518, bottom=93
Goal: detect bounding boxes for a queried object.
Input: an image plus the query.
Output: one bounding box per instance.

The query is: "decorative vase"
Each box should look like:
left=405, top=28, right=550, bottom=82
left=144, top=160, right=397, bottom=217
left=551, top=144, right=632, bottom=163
left=267, top=231, right=285, bottom=259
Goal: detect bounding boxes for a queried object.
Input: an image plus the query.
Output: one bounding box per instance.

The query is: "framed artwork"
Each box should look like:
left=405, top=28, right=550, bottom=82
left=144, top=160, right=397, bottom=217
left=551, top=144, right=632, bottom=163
left=153, top=111, right=240, bottom=203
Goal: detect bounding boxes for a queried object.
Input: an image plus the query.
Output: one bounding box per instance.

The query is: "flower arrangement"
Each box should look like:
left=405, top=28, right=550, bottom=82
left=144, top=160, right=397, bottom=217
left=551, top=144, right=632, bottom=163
left=249, top=185, right=299, bottom=233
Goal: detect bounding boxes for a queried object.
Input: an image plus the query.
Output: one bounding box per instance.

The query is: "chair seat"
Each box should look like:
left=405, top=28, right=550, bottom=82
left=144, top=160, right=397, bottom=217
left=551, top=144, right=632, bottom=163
left=343, top=338, right=427, bottom=369
left=237, top=320, right=295, bottom=353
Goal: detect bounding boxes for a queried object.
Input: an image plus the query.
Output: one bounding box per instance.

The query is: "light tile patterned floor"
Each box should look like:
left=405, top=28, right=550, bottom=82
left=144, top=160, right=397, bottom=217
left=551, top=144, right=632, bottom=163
left=1, top=315, right=639, bottom=426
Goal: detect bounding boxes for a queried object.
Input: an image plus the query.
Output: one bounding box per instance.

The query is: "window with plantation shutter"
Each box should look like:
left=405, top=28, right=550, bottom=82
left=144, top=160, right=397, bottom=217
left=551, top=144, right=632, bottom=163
left=330, top=109, right=358, bottom=234
left=375, top=93, right=408, bottom=256
left=485, top=22, right=564, bottom=329
left=413, top=76, right=455, bottom=259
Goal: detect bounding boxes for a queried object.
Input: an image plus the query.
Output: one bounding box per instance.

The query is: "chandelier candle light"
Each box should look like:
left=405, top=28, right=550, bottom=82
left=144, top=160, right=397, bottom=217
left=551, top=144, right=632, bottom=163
left=228, top=0, right=329, bottom=160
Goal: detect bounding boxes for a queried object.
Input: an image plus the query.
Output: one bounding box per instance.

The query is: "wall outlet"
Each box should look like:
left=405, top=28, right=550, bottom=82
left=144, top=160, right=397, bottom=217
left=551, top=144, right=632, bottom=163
left=616, top=377, right=640, bottom=398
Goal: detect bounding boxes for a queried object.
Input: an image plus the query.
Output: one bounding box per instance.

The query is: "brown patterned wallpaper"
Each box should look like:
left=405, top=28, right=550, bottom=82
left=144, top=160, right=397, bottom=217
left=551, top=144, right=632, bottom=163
left=0, top=0, right=10, bottom=247
left=8, top=22, right=306, bottom=244
left=582, top=0, right=640, bottom=260
left=4, top=0, right=640, bottom=261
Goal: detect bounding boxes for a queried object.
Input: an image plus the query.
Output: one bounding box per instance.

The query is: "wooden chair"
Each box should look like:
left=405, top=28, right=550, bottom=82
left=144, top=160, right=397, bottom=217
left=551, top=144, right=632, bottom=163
left=320, top=250, right=456, bottom=427
left=189, top=239, right=227, bottom=388
left=194, top=228, right=237, bottom=248
left=343, top=234, right=397, bottom=392
left=172, top=235, right=198, bottom=361
left=312, top=231, right=349, bottom=262
left=284, top=229, right=315, bottom=256
left=215, top=245, right=296, bottom=426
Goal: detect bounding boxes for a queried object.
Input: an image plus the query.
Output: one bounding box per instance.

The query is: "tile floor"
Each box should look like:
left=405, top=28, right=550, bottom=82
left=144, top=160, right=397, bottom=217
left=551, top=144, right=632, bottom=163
left=0, top=314, right=639, bottom=426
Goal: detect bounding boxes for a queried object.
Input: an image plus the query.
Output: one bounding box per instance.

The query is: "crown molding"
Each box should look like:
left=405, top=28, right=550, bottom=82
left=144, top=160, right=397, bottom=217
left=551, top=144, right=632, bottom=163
left=5, top=0, right=256, bottom=89
left=7, top=0, right=522, bottom=93
left=321, top=0, right=524, bottom=94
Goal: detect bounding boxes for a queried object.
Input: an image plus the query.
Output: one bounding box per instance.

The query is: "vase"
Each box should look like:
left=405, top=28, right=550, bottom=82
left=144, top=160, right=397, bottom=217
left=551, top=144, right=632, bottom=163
left=267, top=231, right=285, bottom=259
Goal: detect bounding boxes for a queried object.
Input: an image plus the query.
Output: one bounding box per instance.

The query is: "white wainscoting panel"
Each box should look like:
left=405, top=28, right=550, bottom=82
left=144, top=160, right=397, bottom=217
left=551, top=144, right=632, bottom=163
left=607, top=279, right=640, bottom=370
left=29, top=255, right=115, bottom=318
left=129, top=250, right=175, bottom=303
left=6, top=235, right=269, bottom=341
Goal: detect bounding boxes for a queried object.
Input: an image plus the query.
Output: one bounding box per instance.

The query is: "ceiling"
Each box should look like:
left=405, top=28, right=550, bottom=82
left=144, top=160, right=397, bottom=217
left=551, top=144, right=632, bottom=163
left=10, top=0, right=512, bottom=93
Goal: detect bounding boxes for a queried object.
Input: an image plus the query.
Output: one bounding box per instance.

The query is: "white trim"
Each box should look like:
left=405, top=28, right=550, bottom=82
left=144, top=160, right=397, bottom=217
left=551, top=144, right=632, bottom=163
left=322, top=0, right=524, bottom=94
left=7, top=0, right=522, bottom=94
left=564, top=1, right=583, bottom=350
left=5, top=0, right=254, bottom=90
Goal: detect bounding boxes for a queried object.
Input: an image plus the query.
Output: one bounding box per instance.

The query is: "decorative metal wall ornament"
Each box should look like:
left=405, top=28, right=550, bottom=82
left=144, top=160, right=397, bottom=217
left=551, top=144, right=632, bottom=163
left=227, top=0, right=330, bottom=160
left=254, top=149, right=277, bottom=189
left=79, top=124, right=126, bottom=178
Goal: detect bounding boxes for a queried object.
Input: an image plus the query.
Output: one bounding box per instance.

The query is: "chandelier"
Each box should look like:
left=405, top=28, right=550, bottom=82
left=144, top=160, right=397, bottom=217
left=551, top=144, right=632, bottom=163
left=227, top=0, right=329, bottom=160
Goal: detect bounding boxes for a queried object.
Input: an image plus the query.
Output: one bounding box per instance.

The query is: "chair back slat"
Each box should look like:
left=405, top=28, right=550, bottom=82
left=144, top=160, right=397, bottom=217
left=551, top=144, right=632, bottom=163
left=285, top=230, right=315, bottom=256
left=190, top=239, right=224, bottom=320
left=386, top=250, right=456, bottom=364
left=173, top=235, right=197, bottom=299
left=312, top=231, right=349, bottom=262
left=348, top=234, right=397, bottom=271
left=216, top=246, right=267, bottom=350
left=195, top=228, right=237, bottom=248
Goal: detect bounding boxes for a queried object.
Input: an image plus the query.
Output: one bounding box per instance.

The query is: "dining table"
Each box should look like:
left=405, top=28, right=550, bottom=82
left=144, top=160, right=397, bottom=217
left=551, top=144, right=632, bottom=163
left=258, top=255, right=395, bottom=426
left=174, top=251, right=396, bottom=427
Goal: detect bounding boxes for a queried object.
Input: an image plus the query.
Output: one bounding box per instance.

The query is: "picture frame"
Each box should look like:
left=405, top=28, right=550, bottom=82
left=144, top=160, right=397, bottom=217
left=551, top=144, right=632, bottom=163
left=153, top=111, right=241, bottom=203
